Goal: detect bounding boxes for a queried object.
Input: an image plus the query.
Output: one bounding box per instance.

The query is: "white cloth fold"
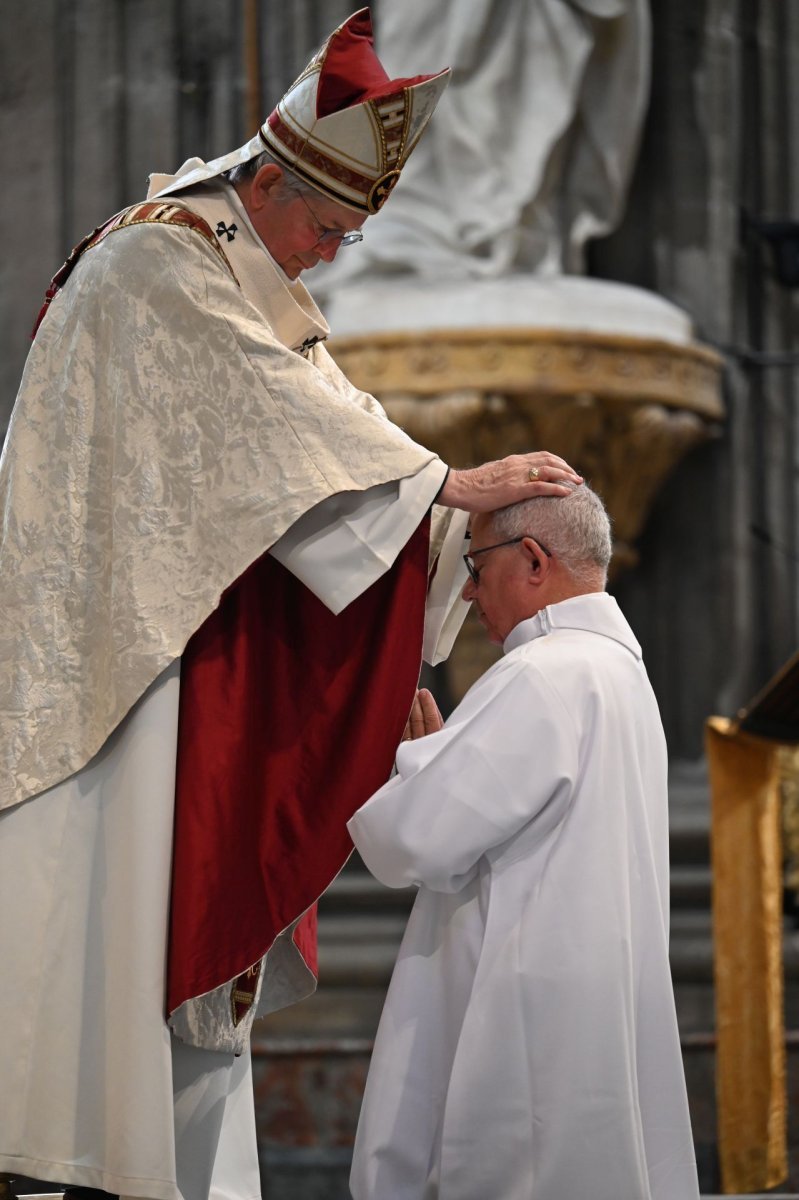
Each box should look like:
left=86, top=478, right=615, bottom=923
left=0, top=663, right=181, bottom=1200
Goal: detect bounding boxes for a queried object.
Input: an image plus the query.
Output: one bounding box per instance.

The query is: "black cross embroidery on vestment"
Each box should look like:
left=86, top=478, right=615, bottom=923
left=216, top=221, right=238, bottom=242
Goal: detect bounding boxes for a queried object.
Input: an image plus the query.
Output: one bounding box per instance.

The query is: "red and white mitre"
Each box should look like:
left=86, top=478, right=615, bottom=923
left=260, top=8, right=450, bottom=214
left=150, top=8, right=449, bottom=213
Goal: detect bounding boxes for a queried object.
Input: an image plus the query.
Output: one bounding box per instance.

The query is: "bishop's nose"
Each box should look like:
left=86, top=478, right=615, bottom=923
left=317, top=238, right=340, bottom=262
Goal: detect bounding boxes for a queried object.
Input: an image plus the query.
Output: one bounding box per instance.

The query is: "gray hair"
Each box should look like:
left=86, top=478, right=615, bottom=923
left=225, top=150, right=320, bottom=201
left=490, top=483, right=612, bottom=587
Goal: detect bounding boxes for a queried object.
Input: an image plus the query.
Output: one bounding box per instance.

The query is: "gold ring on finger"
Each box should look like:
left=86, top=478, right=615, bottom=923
left=528, top=466, right=540, bottom=481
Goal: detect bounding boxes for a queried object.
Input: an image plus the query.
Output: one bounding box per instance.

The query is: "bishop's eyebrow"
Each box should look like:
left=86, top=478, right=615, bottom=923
left=320, top=214, right=350, bottom=234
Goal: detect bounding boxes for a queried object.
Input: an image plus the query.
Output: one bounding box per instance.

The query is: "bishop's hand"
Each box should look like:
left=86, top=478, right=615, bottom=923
left=438, top=451, right=582, bottom=512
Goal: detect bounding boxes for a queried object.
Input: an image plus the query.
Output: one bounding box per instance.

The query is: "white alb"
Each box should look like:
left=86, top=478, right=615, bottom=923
left=349, top=593, right=699, bottom=1200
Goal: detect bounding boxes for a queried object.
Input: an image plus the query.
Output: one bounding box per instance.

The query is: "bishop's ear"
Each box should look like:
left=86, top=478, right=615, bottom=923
left=250, top=163, right=284, bottom=210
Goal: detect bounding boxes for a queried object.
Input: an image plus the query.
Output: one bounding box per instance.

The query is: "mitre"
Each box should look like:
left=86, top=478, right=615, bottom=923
left=149, top=8, right=450, bottom=214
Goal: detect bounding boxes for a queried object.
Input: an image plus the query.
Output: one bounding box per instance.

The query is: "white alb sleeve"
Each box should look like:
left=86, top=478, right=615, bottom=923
left=269, top=460, right=448, bottom=614
left=348, top=659, right=578, bottom=892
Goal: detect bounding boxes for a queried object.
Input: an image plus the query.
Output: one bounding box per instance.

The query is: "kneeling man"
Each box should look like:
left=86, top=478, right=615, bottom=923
left=347, top=485, right=699, bottom=1200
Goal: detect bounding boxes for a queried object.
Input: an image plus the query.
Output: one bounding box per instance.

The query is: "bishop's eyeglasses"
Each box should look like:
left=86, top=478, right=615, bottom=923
left=463, top=535, right=552, bottom=584
left=297, top=189, right=364, bottom=248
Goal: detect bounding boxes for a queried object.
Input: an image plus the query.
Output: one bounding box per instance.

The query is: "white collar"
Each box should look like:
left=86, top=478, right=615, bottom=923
left=503, top=593, right=642, bottom=660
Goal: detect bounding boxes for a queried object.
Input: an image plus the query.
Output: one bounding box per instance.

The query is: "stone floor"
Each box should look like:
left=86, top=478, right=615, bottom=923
left=8, top=766, right=797, bottom=1200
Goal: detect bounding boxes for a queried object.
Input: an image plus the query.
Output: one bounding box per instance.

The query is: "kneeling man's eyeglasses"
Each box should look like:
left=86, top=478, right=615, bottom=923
left=463, top=536, right=552, bottom=584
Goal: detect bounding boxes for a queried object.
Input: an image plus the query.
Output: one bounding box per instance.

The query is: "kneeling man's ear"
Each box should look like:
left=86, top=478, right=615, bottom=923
left=522, top=536, right=550, bottom=581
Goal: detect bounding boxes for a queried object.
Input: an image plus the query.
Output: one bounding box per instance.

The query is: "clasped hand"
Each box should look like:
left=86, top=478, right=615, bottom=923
left=401, top=688, right=444, bottom=741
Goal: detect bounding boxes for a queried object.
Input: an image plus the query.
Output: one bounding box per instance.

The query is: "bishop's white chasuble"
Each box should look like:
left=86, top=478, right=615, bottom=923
left=0, top=176, right=468, bottom=1200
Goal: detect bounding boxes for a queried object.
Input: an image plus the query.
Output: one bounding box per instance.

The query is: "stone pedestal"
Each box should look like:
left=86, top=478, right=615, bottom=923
left=326, top=276, right=725, bottom=695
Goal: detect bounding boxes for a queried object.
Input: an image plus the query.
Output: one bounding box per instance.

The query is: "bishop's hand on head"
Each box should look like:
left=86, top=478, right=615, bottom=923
left=439, top=452, right=583, bottom=513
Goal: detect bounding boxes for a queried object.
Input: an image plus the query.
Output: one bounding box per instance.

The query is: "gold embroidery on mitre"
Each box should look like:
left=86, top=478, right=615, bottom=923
left=370, top=94, right=412, bottom=170
left=365, top=93, right=412, bottom=213
left=368, top=169, right=402, bottom=213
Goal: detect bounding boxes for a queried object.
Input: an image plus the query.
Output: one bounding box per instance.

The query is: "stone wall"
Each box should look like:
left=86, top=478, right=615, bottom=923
left=593, top=0, right=799, bottom=756
left=0, top=0, right=348, bottom=440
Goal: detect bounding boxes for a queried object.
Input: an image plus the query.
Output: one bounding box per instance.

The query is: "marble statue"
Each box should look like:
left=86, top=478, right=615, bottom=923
left=314, top=0, right=651, bottom=292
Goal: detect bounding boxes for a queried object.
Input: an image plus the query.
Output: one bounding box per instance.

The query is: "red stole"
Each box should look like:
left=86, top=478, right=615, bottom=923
left=168, top=519, right=430, bottom=1015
